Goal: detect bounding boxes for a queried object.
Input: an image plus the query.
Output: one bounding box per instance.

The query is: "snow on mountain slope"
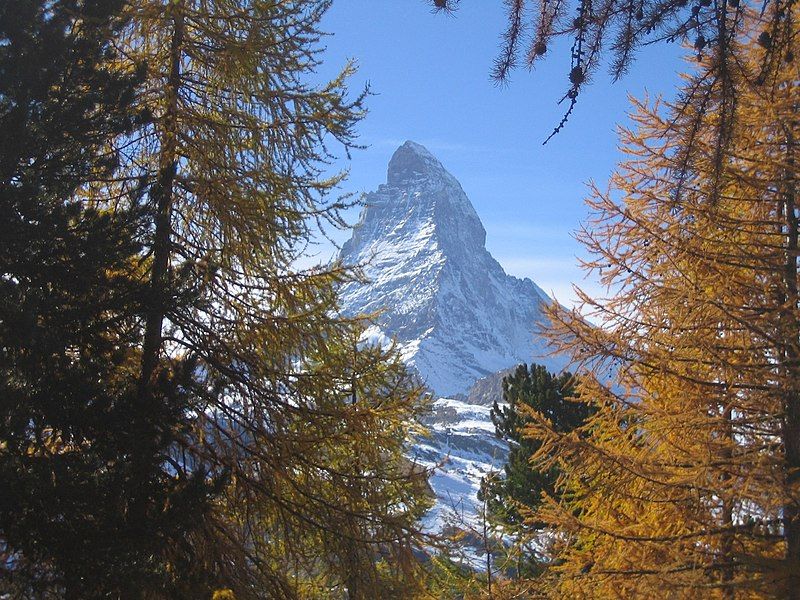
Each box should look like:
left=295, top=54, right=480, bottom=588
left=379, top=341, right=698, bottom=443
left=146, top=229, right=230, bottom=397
left=339, top=140, right=565, bottom=397
left=412, top=397, right=506, bottom=536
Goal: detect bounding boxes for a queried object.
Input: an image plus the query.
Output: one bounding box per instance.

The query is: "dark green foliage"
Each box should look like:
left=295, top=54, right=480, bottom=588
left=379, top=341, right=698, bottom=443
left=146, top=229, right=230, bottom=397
left=479, top=364, right=592, bottom=573
left=0, top=2, right=216, bottom=596
left=478, top=364, right=592, bottom=577
left=0, top=0, right=141, bottom=201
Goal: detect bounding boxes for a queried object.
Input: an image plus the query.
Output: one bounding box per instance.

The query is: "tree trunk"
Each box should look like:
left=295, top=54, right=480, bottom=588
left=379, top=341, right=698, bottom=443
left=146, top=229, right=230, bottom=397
left=721, top=405, right=735, bottom=600
left=140, top=2, right=184, bottom=399
left=781, top=127, right=800, bottom=598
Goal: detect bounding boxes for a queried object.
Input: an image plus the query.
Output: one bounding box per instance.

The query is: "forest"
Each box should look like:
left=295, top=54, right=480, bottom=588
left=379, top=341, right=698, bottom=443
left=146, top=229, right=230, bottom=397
left=1, top=0, right=799, bottom=598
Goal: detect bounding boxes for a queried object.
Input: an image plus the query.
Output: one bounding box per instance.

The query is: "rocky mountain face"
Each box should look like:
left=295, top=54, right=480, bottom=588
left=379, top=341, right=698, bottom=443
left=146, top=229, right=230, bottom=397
left=339, top=140, right=564, bottom=398
left=338, top=142, right=568, bottom=539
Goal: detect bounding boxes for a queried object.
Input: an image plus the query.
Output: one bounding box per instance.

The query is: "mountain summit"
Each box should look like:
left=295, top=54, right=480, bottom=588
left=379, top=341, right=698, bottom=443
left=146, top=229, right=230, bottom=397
left=339, top=141, right=564, bottom=396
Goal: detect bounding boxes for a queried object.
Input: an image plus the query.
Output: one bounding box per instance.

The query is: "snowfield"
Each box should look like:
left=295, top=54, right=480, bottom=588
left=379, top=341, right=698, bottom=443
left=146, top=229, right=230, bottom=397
left=413, top=397, right=507, bottom=534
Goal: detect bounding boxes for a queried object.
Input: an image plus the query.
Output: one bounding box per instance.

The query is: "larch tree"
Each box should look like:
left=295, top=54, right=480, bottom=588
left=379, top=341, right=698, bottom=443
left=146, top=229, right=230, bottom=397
left=429, top=0, right=795, bottom=154
left=517, top=5, right=800, bottom=598
left=98, top=0, right=433, bottom=597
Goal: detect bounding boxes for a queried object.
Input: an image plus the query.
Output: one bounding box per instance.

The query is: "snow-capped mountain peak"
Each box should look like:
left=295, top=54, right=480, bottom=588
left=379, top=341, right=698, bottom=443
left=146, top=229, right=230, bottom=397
left=339, top=141, right=564, bottom=397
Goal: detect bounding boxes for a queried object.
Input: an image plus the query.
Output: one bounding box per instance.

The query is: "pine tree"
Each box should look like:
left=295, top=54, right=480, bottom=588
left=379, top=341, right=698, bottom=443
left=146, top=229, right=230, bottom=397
left=100, top=1, right=433, bottom=596
left=521, top=5, right=800, bottom=597
left=479, top=364, right=590, bottom=577
left=0, top=1, right=216, bottom=597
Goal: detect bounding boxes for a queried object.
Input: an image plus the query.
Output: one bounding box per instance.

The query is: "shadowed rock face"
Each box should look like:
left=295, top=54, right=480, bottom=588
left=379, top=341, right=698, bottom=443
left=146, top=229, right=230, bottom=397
left=459, top=368, right=514, bottom=406
left=339, top=141, right=566, bottom=397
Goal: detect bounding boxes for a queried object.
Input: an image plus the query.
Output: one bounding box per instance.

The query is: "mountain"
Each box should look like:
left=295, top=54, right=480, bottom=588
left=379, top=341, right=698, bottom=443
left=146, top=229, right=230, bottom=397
left=338, top=140, right=565, bottom=397
left=338, top=141, right=570, bottom=540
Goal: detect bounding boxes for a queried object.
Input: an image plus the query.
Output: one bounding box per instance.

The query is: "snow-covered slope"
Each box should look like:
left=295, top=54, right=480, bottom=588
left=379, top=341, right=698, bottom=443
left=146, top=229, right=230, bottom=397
left=339, top=140, right=565, bottom=397
left=412, top=396, right=506, bottom=537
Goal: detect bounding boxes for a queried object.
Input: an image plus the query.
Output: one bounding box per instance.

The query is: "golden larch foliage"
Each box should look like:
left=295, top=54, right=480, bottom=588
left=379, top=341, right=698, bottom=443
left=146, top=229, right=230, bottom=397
left=520, top=5, right=800, bottom=599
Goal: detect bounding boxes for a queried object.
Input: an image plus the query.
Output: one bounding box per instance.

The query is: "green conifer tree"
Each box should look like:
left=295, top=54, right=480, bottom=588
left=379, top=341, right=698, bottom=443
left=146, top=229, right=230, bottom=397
left=479, top=364, right=591, bottom=577
left=0, top=2, right=217, bottom=596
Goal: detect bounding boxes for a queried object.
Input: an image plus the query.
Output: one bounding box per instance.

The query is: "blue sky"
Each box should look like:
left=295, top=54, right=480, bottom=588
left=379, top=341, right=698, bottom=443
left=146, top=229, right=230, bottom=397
left=314, top=1, right=687, bottom=306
